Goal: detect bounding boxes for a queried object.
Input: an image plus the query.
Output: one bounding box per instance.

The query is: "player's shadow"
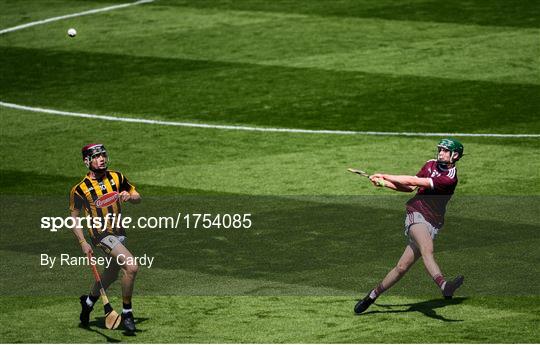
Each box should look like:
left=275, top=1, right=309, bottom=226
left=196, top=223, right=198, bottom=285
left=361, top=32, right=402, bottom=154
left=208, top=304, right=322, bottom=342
left=78, top=323, right=121, bottom=343
left=79, top=316, right=149, bottom=342
left=360, top=297, right=467, bottom=322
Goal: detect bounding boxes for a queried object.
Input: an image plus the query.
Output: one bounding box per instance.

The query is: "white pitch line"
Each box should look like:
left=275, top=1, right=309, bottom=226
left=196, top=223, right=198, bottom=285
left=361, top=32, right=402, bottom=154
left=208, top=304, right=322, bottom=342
left=0, top=0, right=154, bottom=35
left=1, top=101, right=539, bottom=138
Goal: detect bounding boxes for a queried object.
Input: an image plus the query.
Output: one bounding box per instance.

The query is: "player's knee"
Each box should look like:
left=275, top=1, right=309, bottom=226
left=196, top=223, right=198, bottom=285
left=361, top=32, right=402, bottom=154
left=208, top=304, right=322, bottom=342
left=125, top=263, right=139, bottom=275
left=395, top=263, right=410, bottom=275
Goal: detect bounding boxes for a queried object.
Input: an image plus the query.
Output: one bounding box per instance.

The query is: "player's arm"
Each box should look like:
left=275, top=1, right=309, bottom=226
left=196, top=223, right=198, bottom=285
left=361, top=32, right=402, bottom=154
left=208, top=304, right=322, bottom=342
left=118, top=173, right=141, bottom=204
left=370, top=174, right=416, bottom=192
left=120, top=189, right=141, bottom=204
left=118, top=188, right=141, bottom=203
left=69, top=188, right=92, bottom=254
left=70, top=208, right=92, bottom=255
left=380, top=174, right=431, bottom=189
left=385, top=180, right=417, bottom=192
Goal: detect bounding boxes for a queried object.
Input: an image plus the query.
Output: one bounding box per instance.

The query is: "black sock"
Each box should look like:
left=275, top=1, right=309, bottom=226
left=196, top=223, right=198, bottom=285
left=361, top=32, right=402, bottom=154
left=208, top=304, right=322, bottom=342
left=89, top=295, right=99, bottom=303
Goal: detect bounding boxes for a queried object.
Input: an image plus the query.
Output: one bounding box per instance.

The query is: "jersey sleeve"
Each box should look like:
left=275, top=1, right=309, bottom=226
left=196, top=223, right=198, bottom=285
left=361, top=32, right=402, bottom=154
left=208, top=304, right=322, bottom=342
left=119, top=173, right=136, bottom=193
left=69, top=187, right=84, bottom=211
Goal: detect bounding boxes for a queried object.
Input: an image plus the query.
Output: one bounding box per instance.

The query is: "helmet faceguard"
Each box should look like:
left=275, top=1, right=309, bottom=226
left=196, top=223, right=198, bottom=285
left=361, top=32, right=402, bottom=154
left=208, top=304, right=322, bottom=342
left=436, top=138, right=464, bottom=164
left=82, top=144, right=109, bottom=173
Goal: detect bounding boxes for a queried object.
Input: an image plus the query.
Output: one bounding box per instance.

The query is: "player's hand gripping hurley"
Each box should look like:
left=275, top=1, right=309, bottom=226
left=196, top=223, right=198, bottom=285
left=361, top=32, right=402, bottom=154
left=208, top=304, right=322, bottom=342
left=87, top=252, right=122, bottom=329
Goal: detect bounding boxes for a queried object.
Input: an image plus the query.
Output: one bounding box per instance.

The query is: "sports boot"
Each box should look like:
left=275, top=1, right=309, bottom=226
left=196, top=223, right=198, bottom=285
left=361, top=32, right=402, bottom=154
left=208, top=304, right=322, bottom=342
left=79, top=295, right=94, bottom=326
left=354, top=294, right=376, bottom=314
left=443, top=275, right=464, bottom=299
left=122, top=311, right=136, bottom=333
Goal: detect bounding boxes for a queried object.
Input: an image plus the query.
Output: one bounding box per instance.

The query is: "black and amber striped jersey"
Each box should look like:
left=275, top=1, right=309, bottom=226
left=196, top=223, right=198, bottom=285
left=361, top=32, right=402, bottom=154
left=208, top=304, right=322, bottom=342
left=70, top=170, right=136, bottom=243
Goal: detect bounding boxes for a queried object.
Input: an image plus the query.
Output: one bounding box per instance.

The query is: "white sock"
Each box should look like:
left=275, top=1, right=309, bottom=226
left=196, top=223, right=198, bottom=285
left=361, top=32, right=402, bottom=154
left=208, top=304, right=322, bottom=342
left=369, top=289, right=378, bottom=299
left=123, top=308, right=133, bottom=314
left=441, top=282, right=447, bottom=290
left=85, top=297, right=94, bottom=307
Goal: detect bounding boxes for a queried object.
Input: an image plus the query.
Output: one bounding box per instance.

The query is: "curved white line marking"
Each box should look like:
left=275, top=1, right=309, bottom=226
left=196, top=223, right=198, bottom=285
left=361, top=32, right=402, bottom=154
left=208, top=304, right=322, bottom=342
left=0, top=0, right=154, bottom=35
left=1, top=101, right=538, bottom=138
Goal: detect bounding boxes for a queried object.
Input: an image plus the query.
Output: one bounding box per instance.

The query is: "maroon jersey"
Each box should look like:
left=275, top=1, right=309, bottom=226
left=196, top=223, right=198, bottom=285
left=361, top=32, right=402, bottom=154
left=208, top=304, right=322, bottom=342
left=406, top=159, right=458, bottom=228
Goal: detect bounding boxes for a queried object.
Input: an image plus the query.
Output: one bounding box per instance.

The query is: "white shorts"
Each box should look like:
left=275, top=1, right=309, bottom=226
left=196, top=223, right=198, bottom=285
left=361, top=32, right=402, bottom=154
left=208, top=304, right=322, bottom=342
left=98, top=235, right=127, bottom=254
left=404, top=212, right=439, bottom=240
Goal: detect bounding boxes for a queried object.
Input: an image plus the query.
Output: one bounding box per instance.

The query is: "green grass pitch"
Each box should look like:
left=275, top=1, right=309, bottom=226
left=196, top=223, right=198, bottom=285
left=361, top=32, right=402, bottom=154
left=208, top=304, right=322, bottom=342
left=1, top=0, right=539, bottom=343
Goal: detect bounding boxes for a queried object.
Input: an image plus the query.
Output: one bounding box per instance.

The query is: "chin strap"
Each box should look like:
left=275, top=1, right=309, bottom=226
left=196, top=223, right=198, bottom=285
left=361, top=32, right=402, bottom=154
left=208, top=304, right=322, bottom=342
left=437, top=161, right=448, bottom=169
left=90, top=167, right=107, bottom=173
left=450, top=151, right=459, bottom=164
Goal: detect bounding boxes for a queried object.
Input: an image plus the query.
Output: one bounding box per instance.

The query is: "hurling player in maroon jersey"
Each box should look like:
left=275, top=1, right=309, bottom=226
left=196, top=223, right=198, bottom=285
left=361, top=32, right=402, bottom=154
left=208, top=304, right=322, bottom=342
left=355, top=138, right=465, bottom=314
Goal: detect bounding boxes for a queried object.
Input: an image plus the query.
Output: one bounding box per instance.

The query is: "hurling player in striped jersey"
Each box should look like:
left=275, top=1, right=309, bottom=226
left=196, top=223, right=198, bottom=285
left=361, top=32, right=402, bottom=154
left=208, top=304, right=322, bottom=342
left=355, top=138, right=465, bottom=314
left=70, top=144, right=141, bottom=331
